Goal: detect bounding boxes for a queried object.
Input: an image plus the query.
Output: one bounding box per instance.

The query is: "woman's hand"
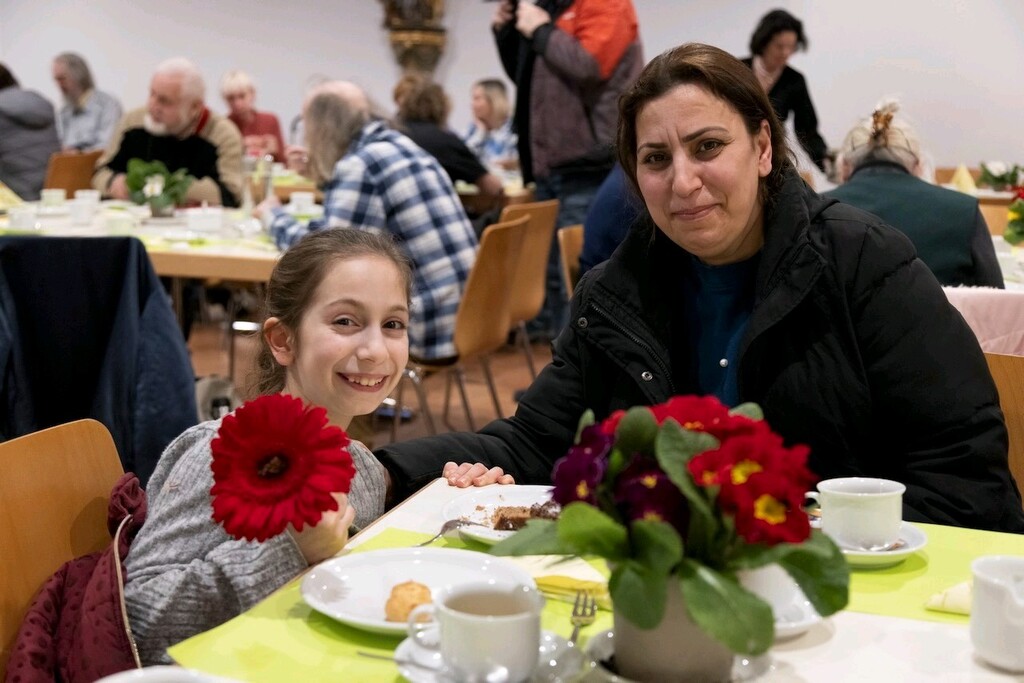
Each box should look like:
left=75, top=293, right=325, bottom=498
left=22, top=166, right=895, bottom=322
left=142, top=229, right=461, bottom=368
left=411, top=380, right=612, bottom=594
left=254, top=194, right=281, bottom=221
left=492, top=0, right=514, bottom=29
left=515, top=2, right=551, bottom=38
left=443, top=461, right=515, bottom=487
left=287, top=493, right=356, bottom=565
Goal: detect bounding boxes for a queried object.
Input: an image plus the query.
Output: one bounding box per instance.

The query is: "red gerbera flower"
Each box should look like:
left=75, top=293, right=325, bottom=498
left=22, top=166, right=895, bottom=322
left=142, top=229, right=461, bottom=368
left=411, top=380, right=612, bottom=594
left=210, top=393, right=355, bottom=542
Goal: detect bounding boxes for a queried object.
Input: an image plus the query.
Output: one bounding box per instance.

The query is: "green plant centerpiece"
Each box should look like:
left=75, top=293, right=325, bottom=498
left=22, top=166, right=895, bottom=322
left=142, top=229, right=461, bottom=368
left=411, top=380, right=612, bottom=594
left=491, top=395, right=849, bottom=680
left=979, top=161, right=1021, bottom=192
left=1005, top=187, right=1024, bottom=246
left=126, top=158, right=194, bottom=217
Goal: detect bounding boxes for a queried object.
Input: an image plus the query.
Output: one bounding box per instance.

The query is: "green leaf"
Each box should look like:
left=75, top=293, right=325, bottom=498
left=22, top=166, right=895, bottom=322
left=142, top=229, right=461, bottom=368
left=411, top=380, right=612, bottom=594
left=655, top=420, right=716, bottom=522
left=729, top=402, right=764, bottom=421
left=556, top=502, right=630, bottom=561
left=615, top=406, right=658, bottom=455
left=631, top=520, right=683, bottom=574
left=488, top=519, right=565, bottom=556
left=574, top=409, right=596, bottom=443
left=608, top=560, right=667, bottom=629
left=678, top=559, right=774, bottom=654
left=774, top=532, right=850, bottom=617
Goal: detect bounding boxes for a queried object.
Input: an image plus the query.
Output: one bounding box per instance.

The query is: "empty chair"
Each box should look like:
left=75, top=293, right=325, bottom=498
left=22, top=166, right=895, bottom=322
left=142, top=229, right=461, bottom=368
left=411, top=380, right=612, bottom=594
left=42, top=149, right=103, bottom=193
left=0, top=420, right=127, bottom=676
left=984, top=353, right=1024, bottom=506
left=498, top=199, right=559, bottom=379
left=393, top=215, right=527, bottom=438
left=557, top=224, right=584, bottom=300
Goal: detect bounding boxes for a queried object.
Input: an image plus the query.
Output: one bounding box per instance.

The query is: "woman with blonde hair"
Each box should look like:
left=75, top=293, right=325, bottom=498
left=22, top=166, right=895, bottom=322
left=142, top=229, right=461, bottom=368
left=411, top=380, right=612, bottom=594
left=462, top=78, right=518, bottom=178
left=221, top=69, right=285, bottom=162
left=825, top=101, right=1002, bottom=288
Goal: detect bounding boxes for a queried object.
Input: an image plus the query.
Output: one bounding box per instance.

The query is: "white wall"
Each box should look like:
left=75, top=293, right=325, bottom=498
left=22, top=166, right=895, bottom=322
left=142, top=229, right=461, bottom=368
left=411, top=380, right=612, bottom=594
left=2, top=0, right=1021, bottom=166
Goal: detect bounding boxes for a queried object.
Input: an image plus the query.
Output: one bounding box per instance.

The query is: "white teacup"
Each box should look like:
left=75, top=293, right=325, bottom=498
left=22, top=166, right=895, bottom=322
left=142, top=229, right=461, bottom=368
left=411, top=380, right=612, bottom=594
left=40, top=188, right=66, bottom=207
left=8, top=205, right=38, bottom=230
left=971, top=556, right=1024, bottom=673
left=408, top=583, right=543, bottom=683
left=69, top=198, right=96, bottom=225
left=288, top=191, right=315, bottom=213
left=806, top=477, right=905, bottom=551
left=74, top=189, right=101, bottom=204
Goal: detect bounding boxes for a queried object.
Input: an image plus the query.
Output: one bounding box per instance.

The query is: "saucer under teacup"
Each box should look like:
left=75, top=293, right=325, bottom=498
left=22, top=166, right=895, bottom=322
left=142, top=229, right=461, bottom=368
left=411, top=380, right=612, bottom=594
left=839, top=521, right=928, bottom=569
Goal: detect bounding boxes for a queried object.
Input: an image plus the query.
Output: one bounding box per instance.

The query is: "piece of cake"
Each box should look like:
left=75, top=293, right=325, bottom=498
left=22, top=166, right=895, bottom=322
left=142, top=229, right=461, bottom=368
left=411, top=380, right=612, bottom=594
left=385, top=580, right=432, bottom=622
left=492, top=500, right=561, bottom=531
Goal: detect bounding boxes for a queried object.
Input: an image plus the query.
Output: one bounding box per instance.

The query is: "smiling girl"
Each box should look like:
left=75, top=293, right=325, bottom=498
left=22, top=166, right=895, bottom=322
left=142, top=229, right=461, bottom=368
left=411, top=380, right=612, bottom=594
left=123, top=229, right=415, bottom=664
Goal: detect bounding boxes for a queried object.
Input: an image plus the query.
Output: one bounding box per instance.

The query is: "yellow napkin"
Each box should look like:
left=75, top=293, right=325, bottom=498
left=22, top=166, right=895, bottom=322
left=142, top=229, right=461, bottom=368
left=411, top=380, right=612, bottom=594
left=951, top=164, right=978, bottom=194
left=924, top=579, right=972, bottom=616
left=504, top=555, right=611, bottom=609
left=0, top=181, right=23, bottom=211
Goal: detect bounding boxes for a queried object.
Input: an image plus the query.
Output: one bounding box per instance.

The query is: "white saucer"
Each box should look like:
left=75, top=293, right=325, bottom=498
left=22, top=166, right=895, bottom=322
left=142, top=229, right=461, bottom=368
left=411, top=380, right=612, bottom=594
left=395, top=630, right=569, bottom=683
left=840, top=522, right=927, bottom=569
left=582, top=630, right=773, bottom=682
left=773, top=593, right=821, bottom=640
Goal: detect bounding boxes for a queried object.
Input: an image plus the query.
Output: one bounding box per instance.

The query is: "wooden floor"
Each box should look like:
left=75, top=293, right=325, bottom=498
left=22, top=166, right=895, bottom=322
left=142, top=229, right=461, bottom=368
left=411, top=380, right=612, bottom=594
left=187, top=321, right=552, bottom=449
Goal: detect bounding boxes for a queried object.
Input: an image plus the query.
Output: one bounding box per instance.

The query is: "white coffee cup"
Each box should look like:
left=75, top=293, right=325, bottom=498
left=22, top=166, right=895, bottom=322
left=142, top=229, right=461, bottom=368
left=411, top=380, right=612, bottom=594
left=971, top=556, right=1024, bottom=673
left=8, top=205, right=38, bottom=230
left=40, top=188, right=66, bottom=207
left=74, top=189, right=101, bottom=204
left=408, top=583, right=543, bottom=683
left=69, top=198, right=96, bottom=225
left=288, top=191, right=315, bottom=213
left=805, top=477, right=905, bottom=551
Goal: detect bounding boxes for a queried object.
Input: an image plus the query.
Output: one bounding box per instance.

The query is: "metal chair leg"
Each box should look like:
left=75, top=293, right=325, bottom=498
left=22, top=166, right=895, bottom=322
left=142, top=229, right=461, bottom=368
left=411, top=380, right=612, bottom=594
left=479, top=355, right=504, bottom=419
left=452, top=366, right=476, bottom=432
left=516, top=321, right=537, bottom=379
left=391, top=376, right=405, bottom=444
left=403, top=366, right=436, bottom=435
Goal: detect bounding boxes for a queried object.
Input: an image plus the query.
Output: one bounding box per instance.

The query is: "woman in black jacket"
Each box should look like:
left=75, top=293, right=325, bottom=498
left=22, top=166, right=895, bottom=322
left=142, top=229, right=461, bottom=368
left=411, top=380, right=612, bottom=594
left=376, top=43, right=1024, bottom=534
left=741, top=9, right=829, bottom=172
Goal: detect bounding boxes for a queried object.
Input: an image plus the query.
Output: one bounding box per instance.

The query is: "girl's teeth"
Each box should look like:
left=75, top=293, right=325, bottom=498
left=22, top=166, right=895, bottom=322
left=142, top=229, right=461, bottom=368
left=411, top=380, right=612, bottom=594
left=348, top=376, right=382, bottom=387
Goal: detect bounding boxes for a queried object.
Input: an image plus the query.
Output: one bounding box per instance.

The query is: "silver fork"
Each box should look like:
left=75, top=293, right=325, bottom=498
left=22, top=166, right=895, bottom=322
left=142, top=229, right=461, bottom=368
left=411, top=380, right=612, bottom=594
left=417, top=519, right=490, bottom=546
left=568, top=590, right=597, bottom=645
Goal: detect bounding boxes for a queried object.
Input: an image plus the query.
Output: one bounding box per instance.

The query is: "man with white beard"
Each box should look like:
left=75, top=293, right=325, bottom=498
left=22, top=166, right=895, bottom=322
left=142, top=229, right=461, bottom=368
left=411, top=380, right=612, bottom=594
left=94, top=57, right=243, bottom=207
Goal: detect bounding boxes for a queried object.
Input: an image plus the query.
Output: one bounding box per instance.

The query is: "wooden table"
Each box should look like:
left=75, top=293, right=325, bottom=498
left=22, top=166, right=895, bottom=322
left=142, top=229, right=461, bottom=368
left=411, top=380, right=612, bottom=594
left=165, top=479, right=1024, bottom=682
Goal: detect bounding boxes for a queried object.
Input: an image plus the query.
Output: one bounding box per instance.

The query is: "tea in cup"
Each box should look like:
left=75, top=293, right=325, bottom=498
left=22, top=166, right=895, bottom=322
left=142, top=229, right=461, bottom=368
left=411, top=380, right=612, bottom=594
left=407, top=583, right=543, bottom=682
left=971, top=555, right=1024, bottom=673
left=805, top=477, right=904, bottom=551
left=40, top=188, right=66, bottom=207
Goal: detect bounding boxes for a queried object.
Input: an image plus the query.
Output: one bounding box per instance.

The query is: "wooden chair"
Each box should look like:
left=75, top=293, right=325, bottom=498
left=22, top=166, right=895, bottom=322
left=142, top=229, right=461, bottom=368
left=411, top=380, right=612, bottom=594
left=498, top=199, right=559, bottom=379
left=0, top=419, right=124, bottom=675
left=980, top=200, right=1011, bottom=237
left=42, top=150, right=103, bottom=193
left=558, top=224, right=584, bottom=300
left=984, top=353, right=1024, bottom=507
left=392, top=215, right=527, bottom=438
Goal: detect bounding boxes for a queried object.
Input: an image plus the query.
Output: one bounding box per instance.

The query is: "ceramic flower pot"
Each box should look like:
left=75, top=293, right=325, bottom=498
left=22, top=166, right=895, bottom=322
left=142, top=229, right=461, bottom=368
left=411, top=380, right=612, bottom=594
left=148, top=198, right=176, bottom=218
left=611, top=579, right=734, bottom=682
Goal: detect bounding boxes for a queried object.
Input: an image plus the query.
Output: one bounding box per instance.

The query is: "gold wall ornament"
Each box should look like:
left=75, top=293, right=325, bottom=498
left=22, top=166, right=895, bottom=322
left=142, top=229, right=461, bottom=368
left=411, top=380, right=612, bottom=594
left=380, top=0, right=446, bottom=75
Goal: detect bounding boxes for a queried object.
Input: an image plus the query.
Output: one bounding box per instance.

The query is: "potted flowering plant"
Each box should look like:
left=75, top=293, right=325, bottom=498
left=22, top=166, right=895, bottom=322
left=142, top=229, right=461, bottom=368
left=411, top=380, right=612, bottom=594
left=125, top=158, right=194, bottom=218
left=979, top=161, right=1021, bottom=192
left=491, top=395, right=849, bottom=681
left=1005, top=187, right=1024, bottom=246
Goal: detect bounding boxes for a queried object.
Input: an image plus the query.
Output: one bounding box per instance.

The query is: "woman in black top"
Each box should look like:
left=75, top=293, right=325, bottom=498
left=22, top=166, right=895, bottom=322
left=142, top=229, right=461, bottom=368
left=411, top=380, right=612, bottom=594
left=742, top=9, right=829, bottom=171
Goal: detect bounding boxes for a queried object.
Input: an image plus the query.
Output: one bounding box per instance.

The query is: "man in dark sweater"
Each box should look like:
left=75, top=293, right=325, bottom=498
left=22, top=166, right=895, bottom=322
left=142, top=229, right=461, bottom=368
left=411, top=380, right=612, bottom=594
left=94, top=57, right=243, bottom=207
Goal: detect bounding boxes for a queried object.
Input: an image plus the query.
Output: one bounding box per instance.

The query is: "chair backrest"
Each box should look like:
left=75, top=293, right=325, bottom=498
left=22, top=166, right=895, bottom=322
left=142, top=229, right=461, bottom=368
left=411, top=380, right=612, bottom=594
left=557, top=224, right=584, bottom=300
left=453, top=215, right=528, bottom=359
left=0, top=419, right=124, bottom=674
left=499, top=199, right=560, bottom=325
left=984, top=353, right=1024, bottom=507
left=42, top=150, right=103, bottom=193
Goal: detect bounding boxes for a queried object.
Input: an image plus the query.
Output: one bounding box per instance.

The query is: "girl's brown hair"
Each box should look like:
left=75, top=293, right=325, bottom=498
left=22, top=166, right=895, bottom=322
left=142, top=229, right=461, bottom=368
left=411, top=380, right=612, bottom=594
left=249, top=228, right=413, bottom=397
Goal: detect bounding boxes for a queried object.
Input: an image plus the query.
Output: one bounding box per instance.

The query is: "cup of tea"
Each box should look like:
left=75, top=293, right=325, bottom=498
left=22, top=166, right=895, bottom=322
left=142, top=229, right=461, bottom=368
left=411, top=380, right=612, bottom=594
left=971, top=555, right=1024, bottom=673
left=407, top=582, right=543, bottom=682
left=40, top=188, right=66, bottom=207
left=805, top=477, right=904, bottom=551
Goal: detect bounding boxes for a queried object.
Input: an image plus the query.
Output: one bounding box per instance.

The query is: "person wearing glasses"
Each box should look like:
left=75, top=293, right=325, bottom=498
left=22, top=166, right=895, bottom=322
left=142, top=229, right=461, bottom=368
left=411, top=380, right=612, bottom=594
left=825, top=101, right=1003, bottom=289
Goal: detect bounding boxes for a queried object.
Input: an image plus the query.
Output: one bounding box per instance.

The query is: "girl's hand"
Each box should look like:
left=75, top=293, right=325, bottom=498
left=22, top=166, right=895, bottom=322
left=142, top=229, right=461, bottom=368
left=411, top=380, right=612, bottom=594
left=254, top=194, right=281, bottom=221
left=287, top=493, right=356, bottom=565
left=443, top=461, right=516, bottom=487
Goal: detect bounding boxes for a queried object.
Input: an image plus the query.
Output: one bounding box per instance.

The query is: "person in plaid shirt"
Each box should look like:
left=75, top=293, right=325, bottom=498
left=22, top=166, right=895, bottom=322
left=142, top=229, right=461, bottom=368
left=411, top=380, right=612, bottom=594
left=259, top=81, right=477, bottom=361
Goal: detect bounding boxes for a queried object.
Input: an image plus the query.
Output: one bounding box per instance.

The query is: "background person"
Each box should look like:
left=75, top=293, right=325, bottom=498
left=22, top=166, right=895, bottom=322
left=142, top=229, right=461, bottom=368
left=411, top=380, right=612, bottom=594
left=52, top=51, right=122, bottom=152
left=94, top=57, right=243, bottom=207
left=221, top=69, right=286, bottom=162
left=462, top=78, right=519, bottom=181
left=742, top=9, right=829, bottom=172
left=0, top=62, right=60, bottom=201
left=825, top=100, right=1003, bottom=289
left=374, top=43, right=1024, bottom=534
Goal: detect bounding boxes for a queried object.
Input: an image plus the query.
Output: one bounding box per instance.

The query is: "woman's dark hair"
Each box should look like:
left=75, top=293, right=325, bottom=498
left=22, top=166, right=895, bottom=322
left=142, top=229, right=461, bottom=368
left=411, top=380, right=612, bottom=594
left=249, top=228, right=414, bottom=397
left=0, top=63, right=19, bottom=90
left=749, top=9, right=808, bottom=56
left=616, top=43, right=793, bottom=207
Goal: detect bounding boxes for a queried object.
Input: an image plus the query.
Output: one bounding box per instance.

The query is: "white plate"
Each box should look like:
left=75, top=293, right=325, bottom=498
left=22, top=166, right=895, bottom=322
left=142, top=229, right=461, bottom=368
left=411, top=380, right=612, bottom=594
left=301, top=547, right=536, bottom=635
left=440, top=485, right=556, bottom=545
left=582, top=630, right=772, bottom=682
left=773, top=592, right=821, bottom=640
left=841, top=522, right=927, bottom=569
left=95, top=666, right=242, bottom=682
left=394, top=630, right=569, bottom=683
